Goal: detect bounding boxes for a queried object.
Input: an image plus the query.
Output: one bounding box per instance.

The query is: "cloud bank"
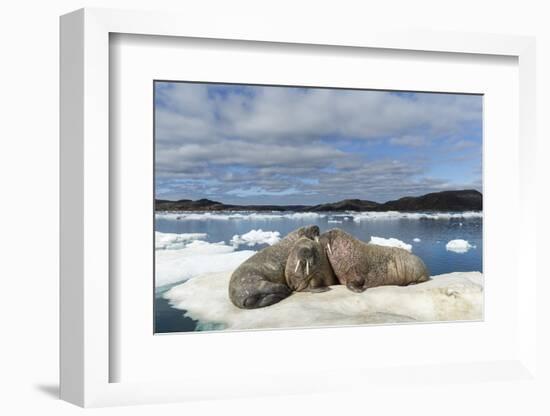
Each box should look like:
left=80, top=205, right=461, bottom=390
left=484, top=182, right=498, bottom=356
left=155, top=82, right=482, bottom=204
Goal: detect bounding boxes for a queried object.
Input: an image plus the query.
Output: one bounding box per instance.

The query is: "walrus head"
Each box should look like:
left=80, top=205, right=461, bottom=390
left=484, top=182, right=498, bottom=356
left=319, top=229, right=367, bottom=292
left=285, top=237, right=325, bottom=292
left=318, top=228, right=349, bottom=257
left=292, top=225, right=320, bottom=241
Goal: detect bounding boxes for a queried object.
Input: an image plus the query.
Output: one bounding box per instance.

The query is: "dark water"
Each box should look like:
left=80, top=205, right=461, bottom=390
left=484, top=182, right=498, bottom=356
left=154, top=285, right=198, bottom=333
left=155, top=211, right=482, bottom=333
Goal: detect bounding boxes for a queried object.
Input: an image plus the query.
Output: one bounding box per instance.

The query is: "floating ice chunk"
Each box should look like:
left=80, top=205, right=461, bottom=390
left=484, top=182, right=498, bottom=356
left=230, top=229, right=281, bottom=247
left=155, top=231, right=207, bottom=250
left=413, top=238, right=421, bottom=243
left=446, top=239, right=476, bottom=253
left=155, top=240, right=254, bottom=287
left=369, top=236, right=412, bottom=252
left=164, top=271, right=483, bottom=330
left=327, top=218, right=343, bottom=224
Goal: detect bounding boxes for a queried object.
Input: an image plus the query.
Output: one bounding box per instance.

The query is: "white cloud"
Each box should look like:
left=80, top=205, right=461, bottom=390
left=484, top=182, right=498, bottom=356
left=154, top=82, right=482, bottom=203
left=389, top=135, right=428, bottom=147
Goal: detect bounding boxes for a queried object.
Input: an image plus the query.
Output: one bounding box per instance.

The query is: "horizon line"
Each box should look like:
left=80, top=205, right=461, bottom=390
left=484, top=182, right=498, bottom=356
left=155, top=189, right=482, bottom=206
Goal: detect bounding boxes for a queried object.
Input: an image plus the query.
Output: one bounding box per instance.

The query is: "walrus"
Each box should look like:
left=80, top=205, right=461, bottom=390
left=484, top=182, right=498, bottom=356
left=229, top=225, right=320, bottom=309
left=284, top=236, right=338, bottom=293
left=319, top=229, right=430, bottom=293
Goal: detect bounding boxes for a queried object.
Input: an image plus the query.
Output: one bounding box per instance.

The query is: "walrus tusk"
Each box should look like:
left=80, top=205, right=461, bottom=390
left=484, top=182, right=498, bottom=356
left=327, top=243, right=332, bottom=255
left=315, top=236, right=319, bottom=243
left=306, top=260, right=309, bottom=276
left=294, top=260, right=301, bottom=273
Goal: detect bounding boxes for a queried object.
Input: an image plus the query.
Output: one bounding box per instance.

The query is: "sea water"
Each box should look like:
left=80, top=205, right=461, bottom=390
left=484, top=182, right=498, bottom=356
left=154, top=211, right=482, bottom=333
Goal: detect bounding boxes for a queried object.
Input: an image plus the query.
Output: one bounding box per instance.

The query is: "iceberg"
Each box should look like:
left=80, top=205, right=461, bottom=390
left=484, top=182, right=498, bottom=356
left=230, top=229, right=281, bottom=247
left=165, top=271, right=483, bottom=330
left=370, top=236, right=412, bottom=252
left=446, top=239, right=476, bottom=253
left=155, top=231, right=208, bottom=250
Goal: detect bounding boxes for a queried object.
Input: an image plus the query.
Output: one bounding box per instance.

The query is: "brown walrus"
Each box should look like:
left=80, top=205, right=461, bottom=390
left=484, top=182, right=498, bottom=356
left=284, top=236, right=338, bottom=293
left=319, top=229, right=430, bottom=293
left=229, top=225, right=320, bottom=309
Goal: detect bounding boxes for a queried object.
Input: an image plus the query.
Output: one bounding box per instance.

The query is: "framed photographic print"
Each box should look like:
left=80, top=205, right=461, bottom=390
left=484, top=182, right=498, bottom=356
left=60, top=7, right=538, bottom=408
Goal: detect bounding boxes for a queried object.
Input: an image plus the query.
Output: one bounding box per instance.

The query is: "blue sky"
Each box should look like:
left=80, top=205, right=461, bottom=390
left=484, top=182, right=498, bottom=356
left=155, top=81, right=482, bottom=204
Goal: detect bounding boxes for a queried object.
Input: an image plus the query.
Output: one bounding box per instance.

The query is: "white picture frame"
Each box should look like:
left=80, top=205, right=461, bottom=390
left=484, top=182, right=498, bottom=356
left=60, top=8, right=538, bottom=408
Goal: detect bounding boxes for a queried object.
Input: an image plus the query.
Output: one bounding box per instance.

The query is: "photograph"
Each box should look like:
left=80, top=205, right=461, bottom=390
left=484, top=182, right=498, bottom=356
left=153, top=81, right=483, bottom=333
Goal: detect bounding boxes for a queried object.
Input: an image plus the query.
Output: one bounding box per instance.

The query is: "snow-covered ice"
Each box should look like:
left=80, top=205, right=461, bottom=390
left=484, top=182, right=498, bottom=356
left=370, top=236, right=412, bottom=252
left=155, top=239, right=255, bottom=287
left=164, top=271, right=483, bottom=330
left=230, top=229, right=281, bottom=247
left=155, top=210, right=481, bottom=222
left=446, top=239, right=476, bottom=253
left=155, top=231, right=208, bottom=250
left=352, top=211, right=482, bottom=222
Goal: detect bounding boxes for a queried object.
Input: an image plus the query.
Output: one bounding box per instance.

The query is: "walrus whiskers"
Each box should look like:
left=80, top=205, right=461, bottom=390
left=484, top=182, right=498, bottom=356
left=284, top=235, right=338, bottom=293
left=294, top=260, right=301, bottom=273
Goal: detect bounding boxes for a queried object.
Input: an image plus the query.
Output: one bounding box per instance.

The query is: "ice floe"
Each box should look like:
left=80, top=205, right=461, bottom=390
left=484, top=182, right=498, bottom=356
left=369, top=236, right=412, bottom=252
left=156, top=210, right=482, bottom=222
left=155, top=231, right=208, bottom=250
left=413, top=238, right=421, bottom=242
left=445, top=239, right=476, bottom=253
left=230, top=229, right=281, bottom=247
left=352, top=211, right=482, bottom=222
left=155, top=240, right=255, bottom=287
left=155, top=211, right=326, bottom=221
left=164, top=271, right=483, bottom=330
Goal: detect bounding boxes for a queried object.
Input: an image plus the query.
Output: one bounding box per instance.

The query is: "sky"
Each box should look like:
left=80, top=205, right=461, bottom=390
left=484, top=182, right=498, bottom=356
left=154, top=81, right=482, bottom=205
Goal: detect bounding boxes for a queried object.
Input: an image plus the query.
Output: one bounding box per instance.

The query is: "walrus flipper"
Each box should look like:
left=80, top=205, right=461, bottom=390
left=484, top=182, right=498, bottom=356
left=230, top=276, right=292, bottom=309
left=345, top=281, right=367, bottom=293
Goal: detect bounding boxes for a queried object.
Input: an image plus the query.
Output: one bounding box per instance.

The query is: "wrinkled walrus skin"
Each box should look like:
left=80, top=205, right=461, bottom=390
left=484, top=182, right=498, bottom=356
left=285, top=237, right=338, bottom=293
left=229, top=225, right=320, bottom=309
left=320, top=229, right=430, bottom=293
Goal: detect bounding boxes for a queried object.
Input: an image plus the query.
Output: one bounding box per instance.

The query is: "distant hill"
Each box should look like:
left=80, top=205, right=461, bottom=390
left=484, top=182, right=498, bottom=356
left=155, top=189, right=482, bottom=212
left=379, top=190, right=482, bottom=211
left=308, top=199, right=380, bottom=212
